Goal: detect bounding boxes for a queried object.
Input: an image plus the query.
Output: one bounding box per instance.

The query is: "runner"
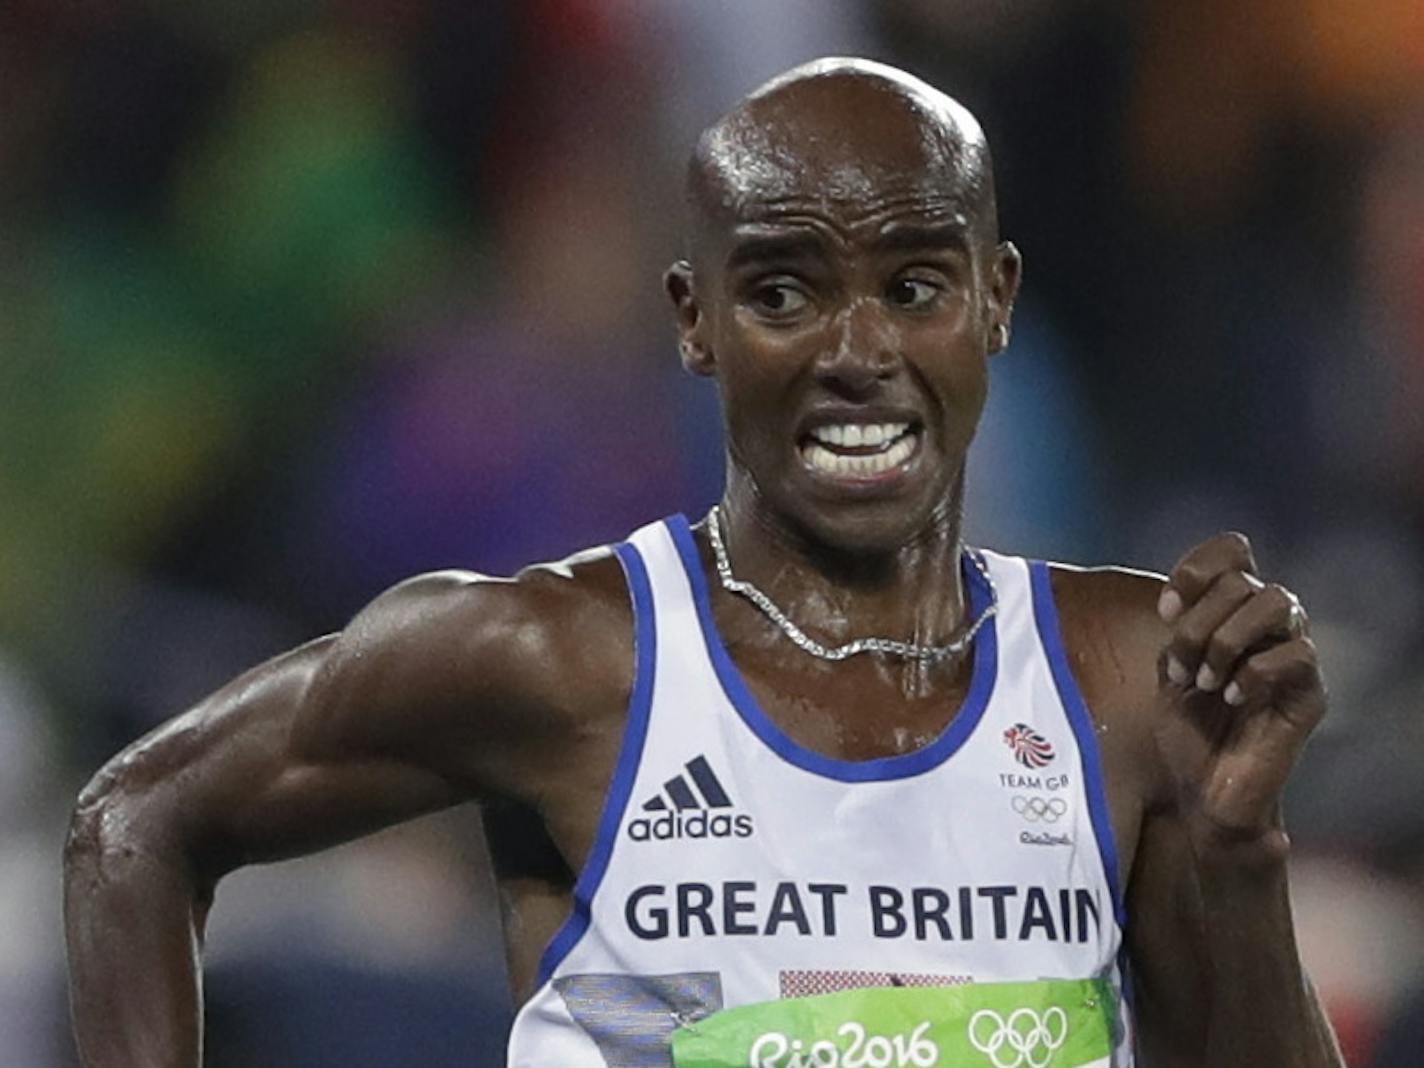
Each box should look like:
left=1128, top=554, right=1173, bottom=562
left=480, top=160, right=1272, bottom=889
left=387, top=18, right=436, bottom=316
left=65, top=58, right=1344, bottom=1068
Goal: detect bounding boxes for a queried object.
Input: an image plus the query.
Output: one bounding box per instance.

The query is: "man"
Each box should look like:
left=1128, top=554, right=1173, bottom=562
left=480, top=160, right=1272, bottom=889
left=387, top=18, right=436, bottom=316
left=65, top=58, right=1343, bottom=1067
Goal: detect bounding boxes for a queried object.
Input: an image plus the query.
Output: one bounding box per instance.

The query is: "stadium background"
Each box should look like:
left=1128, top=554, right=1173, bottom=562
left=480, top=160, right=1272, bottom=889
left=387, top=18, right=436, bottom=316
left=2, top=1, right=1422, bottom=1064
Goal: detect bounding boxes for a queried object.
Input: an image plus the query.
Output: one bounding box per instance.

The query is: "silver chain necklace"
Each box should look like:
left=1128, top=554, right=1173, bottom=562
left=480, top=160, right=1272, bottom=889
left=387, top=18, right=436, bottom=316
left=705, top=505, right=997, bottom=663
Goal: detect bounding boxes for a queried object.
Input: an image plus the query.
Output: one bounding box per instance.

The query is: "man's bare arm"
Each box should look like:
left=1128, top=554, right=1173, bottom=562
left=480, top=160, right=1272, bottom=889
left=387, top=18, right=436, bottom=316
left=1088, top=538, right=1343, bottom=1066
left=63, top=560, right=631, bottom=1067
left=1128, top=788, right=1342, bottom=1067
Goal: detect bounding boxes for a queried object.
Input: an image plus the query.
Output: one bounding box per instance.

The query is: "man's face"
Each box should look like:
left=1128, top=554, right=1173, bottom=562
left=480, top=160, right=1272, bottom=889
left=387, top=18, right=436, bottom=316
left=670, top=77, right=1020, bottom=554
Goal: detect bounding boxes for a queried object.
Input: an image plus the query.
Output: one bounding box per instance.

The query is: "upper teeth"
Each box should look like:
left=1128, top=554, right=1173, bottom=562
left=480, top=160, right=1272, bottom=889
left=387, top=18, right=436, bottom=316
left=810, top=422, right=909, bottom=448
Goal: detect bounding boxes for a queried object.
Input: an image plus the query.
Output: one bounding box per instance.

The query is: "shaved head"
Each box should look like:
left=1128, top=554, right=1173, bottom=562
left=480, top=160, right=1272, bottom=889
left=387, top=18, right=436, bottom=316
left=685, top=58, right=999, bottom=260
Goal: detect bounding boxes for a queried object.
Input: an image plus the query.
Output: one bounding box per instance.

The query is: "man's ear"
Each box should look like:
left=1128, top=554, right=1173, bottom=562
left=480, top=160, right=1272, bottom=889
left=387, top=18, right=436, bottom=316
left=664, top=260, right=715, bottom=376
left=987, top=241, right=1023, bottom=355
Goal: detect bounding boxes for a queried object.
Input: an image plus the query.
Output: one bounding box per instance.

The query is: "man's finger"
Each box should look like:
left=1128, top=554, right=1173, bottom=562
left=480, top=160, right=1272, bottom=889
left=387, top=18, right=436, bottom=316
left=1195, top=583, right=1305, bottom=694
left=1162, top=570, right=1262, bottom=686
left=1220, top=636, right=1325, bottom=719
left=1159, top=531, right=1258, bottom=621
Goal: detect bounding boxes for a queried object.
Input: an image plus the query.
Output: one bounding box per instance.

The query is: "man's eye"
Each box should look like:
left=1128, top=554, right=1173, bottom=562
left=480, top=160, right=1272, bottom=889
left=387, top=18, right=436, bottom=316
left=751, top=284, right=809, bottom=317
left=886, top=278, right=940, bottom=308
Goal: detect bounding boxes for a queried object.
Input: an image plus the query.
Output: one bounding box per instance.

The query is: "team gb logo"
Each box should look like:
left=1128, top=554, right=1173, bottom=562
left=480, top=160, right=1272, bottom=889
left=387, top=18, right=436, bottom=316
left=1003, top=723, right=1055, bottom=769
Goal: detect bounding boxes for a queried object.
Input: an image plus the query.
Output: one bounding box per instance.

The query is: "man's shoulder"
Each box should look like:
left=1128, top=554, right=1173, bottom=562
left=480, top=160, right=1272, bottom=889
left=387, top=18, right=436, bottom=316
left=291, top=542, right=639, bottom=808
left=337, top=541, right=636, bottom=724
left=1035, top=558, right=1171, bottom=721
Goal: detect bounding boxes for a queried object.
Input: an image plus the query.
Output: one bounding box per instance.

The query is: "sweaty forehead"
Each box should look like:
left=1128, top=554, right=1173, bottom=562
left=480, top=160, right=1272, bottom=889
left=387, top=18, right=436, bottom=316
left=690, top=62, right=991, bottom=233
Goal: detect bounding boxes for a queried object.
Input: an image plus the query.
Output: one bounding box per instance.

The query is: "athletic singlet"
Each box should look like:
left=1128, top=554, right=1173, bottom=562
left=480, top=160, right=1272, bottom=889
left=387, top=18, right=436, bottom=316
left=506, top=515, right=1134, bottom=1068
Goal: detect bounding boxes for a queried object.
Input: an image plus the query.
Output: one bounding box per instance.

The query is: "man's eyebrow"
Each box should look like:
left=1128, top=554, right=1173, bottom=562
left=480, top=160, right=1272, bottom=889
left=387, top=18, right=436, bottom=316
left=875, top=221, right=972, bottom=254
left=725, top=230, right=826, bottom=270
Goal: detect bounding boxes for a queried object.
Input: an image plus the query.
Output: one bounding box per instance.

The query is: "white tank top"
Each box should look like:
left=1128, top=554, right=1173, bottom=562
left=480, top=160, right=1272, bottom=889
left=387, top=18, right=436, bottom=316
left=506, top=516, right=1133, bottom=1068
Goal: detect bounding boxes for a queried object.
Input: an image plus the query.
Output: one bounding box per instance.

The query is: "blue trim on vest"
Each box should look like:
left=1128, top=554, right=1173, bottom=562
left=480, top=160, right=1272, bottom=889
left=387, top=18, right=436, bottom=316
left=1027, top=560, right=1128, bottom=931
left=666, top=513, right=998, bottom=782
left=532, top=540, right=657, bottom=989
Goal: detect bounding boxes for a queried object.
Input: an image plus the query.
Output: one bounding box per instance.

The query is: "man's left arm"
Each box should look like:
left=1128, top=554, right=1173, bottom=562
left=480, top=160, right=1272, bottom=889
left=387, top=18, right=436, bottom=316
left=1123, top=533, right=1344, bottom=1067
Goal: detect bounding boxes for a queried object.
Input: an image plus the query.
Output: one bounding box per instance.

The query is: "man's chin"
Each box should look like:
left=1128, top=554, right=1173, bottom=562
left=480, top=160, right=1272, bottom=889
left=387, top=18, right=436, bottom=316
left=727, top=451, right=963, bottom=557
left=777, top=493, right=956, bottom=561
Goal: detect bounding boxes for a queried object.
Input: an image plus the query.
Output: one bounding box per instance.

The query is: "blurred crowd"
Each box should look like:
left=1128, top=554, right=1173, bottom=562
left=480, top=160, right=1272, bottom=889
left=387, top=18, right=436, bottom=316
left=1, top=1, right=1421, bottom=1064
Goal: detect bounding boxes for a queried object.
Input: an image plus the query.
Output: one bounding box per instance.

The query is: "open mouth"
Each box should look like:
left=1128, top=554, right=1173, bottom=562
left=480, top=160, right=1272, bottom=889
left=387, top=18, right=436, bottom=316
left=798, top=421, right=921, bottom=479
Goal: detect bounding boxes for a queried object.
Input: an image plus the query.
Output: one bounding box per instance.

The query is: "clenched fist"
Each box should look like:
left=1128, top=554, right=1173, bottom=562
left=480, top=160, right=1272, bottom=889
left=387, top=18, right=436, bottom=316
left=1153, top=532, right=1326, bottom=852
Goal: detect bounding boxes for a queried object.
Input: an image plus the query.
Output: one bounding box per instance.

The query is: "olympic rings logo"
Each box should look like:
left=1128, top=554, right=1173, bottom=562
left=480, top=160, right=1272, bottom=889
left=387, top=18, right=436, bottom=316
left=1011, top=796, right=1067, bottom=823
left=967, top=1007, right=1069, bottom=1068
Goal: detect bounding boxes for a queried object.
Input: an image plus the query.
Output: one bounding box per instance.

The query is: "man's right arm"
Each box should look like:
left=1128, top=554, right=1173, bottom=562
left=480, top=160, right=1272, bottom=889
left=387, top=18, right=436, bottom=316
left=63, top=560, right=632, bottom=1067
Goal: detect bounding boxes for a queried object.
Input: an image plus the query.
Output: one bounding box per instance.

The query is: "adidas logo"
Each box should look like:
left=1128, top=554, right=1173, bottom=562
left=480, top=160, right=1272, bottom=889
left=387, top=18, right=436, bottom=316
left=626, top=755, right=754, bottom=842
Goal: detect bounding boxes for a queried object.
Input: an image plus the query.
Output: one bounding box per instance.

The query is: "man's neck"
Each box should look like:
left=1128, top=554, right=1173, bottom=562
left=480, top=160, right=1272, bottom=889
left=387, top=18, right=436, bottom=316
left=710, top=476, right=971, bottom=657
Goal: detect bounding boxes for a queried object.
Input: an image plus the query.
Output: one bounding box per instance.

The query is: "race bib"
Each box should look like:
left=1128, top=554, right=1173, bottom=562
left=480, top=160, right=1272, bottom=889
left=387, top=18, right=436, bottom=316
left=670, top=978, right=1117, bottom=1068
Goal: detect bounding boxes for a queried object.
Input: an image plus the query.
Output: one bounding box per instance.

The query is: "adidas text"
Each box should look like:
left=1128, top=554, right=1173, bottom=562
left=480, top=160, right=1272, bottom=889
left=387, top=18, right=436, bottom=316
left=628, top=810, right=754, bottom=841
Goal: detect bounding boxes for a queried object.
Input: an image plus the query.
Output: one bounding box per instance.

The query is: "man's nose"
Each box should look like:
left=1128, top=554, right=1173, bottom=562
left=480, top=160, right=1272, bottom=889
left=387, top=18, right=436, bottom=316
left=812, top=299, right=900, bottom=396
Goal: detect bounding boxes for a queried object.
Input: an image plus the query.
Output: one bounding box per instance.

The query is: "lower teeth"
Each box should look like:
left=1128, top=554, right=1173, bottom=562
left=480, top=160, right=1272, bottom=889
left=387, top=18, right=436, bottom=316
left=804, top=434, right=915, bottom=476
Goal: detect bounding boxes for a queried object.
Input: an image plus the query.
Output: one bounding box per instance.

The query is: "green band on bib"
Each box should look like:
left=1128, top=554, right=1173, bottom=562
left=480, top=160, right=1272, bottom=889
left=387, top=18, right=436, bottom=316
left=671, top=978, right=1117, bottom=1068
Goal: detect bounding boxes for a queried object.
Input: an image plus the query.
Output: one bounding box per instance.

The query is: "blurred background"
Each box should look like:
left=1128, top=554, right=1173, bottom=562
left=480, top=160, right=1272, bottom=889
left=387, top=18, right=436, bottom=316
left=2, top=0, right=1422, bottom=1064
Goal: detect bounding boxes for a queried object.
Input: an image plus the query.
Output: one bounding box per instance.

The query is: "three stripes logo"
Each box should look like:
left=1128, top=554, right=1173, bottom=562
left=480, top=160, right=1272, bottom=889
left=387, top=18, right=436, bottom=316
left=626, top=755, right=754, bottom=842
